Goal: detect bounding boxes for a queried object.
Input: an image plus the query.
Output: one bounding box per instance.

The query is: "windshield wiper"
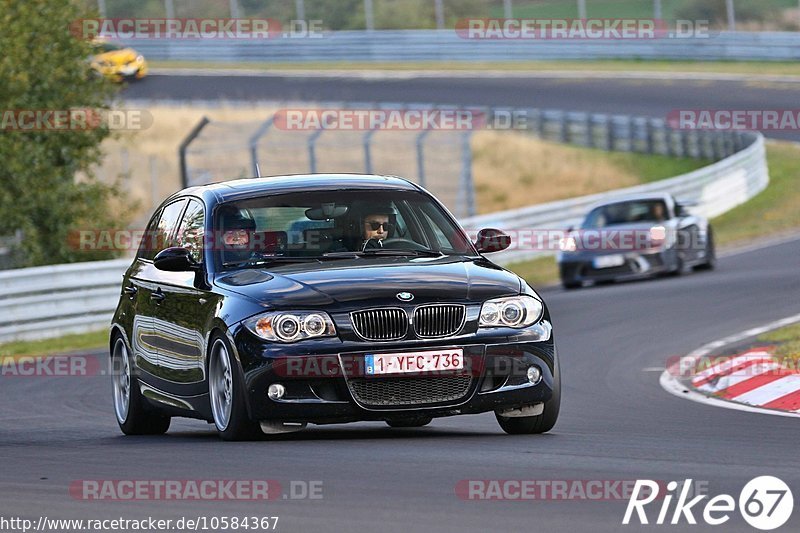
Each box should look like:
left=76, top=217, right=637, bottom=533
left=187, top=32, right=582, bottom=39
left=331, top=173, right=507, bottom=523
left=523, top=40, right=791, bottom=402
left=322, top=249, right=445, bottom=258
left=222, top=256, right=319, bottom=268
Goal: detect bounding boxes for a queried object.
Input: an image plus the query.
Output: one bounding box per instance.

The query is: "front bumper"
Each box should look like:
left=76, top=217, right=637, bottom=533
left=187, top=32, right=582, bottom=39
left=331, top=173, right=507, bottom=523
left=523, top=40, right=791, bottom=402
left=232, top=325, right=557, bottom=424
left=559, top=248, right=675, bottom=284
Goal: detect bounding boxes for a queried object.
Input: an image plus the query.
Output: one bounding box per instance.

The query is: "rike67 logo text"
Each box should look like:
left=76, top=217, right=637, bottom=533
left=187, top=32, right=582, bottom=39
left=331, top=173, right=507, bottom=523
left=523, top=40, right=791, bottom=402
left=623, top=477, right=793, bottom=530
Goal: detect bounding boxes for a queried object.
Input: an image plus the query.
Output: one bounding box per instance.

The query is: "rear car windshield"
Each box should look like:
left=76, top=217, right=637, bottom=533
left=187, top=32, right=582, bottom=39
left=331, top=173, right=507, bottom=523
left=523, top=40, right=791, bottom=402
left=582, top=200, right=669, bottom=228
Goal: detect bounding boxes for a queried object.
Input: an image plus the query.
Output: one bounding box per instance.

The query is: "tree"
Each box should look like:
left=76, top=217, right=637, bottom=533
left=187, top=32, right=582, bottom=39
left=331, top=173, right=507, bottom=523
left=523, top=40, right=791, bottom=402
left=0, top=0, right=127, bottom=267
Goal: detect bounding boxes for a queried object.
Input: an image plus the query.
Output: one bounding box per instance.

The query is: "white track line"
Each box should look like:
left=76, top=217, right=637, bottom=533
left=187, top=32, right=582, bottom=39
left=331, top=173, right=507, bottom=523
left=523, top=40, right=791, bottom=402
left=660, top=313, right=800, bottom=418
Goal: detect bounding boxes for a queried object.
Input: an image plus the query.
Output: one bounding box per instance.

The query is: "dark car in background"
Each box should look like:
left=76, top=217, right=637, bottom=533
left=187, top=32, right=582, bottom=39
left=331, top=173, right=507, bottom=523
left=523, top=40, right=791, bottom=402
left=110, top=174, right=560, bottom=440
left=557, top=193, right=715, bottom=289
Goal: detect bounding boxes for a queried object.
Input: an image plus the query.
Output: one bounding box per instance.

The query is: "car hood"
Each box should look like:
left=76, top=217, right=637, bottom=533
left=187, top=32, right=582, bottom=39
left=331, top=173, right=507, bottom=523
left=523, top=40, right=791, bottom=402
left=214, top=256, right=522, bottom=310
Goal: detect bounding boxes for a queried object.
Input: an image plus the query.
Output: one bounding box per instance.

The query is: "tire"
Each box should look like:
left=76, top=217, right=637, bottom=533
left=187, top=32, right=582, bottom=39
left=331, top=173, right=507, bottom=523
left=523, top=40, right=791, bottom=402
left=561, top=280, right=581, bottom=290
left=111, top=335, right=170, bottom=436
left=694, top=228, right=716, bottom=271
left=386, top=417, right=432, bottom=428
left=495, top=360, right=561, bottom=435
left=669, top=253, right=685, bottom=277
left=208, top=334, right=263, bottom=441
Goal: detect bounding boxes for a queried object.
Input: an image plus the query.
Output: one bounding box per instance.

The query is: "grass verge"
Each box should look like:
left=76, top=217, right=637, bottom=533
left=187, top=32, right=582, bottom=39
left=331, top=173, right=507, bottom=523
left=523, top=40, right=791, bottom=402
left=758, top=323, right=800, bottom=365
left=0, top=330, right=107, bottom=358
left=711, top=141, right=800, bottom=246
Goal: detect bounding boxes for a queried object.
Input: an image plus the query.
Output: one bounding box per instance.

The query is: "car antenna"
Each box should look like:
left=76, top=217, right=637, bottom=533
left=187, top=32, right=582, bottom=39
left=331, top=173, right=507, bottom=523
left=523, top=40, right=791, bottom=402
left=255, top=163, right=262, bottom=178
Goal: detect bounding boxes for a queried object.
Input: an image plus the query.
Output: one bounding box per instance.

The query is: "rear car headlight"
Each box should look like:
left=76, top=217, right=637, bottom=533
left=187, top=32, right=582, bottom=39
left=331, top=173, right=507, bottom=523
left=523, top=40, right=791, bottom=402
left=479, top=295, right=543, bottom=329
left=559, top=235, right=577, bottom=252
left=244, top=311, right=336, bottom=343
left=649, top=225, right=667, bottom=247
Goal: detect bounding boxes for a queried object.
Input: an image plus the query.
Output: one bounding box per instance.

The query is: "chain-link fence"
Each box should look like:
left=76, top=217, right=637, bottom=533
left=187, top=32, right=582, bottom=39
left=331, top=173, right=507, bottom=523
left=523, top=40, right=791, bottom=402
left=182, top=103, right=477, bottom=218
left=179, top=102, right=746, bottom=221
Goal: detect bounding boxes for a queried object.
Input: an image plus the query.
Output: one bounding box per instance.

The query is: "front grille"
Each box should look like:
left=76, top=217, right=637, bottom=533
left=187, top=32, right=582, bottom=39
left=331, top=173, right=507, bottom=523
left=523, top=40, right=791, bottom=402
left=351, top=308, right=408, bottom=341
left=347, top=375, right=473, bottom=407
left=413, top=304, right=465, bottom=338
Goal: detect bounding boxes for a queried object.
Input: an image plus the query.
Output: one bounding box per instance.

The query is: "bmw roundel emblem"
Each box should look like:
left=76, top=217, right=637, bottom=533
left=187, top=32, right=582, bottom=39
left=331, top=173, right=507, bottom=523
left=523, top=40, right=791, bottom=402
left=396, top=292, right=414, bottom=302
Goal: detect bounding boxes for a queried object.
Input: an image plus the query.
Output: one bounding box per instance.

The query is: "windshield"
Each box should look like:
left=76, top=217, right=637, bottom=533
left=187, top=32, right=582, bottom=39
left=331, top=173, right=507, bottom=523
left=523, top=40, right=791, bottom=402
left=581, top=199, right=669, bottom=228
left=92, top=42, right=123, bottom=53
left=215, top=189, right=474, bottom=268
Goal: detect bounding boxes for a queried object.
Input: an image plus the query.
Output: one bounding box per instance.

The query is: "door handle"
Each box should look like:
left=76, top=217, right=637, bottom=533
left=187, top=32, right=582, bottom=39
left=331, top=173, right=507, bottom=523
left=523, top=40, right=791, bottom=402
left=123, top=285, right=138, bottom=297
left=150, top=289, right=166, bottom=303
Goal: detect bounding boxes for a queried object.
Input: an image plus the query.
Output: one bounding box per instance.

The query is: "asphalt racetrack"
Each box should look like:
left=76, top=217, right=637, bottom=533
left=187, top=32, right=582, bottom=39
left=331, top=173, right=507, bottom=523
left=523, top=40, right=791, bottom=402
left=125, top=72, right=800, bottom=141
left=2, top=237, right=798, bottom=532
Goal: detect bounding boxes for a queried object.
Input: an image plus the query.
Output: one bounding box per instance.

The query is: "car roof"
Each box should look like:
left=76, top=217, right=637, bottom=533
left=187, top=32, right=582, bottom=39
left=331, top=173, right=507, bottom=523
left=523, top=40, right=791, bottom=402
left=587, top=193, right=675, bottom=211
left=175, top=174, right=421, bottom=204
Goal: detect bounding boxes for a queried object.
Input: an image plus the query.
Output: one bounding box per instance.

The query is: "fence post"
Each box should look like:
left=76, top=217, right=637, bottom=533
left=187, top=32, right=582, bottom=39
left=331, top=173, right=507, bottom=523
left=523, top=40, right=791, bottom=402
left=179, top=116, right=210, bottom=189
left=308, top=129, right=325, bottom=173
left=249, top=115, right=276, bottom=176
left=461, top=131, right=476, bottom=218
left=364, top=0, right=374, bottom=31
left=149, top=155, right=159, bottom=208
left=435, top=0, right=445, bottom=29
left=415, top=129, right=432, bottom=188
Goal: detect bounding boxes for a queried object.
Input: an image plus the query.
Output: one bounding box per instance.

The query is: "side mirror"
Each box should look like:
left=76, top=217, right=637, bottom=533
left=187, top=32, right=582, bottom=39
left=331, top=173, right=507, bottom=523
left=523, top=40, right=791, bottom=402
left=154, top=247, right=200, bottom=272
left=475, top=228, right=511, bottom=253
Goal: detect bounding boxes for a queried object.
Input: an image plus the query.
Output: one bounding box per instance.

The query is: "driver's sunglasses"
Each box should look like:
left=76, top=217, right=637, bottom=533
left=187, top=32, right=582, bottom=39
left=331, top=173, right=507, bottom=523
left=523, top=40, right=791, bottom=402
left=366, top=221, right=394, bottom=232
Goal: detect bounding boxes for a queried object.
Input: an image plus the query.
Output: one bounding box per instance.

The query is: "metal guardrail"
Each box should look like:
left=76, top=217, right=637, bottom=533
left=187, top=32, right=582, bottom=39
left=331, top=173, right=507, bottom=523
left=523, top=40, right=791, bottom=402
left=0, top=120, right=769, bottom=343
left=124, top=31, right=800, bottom=62
left=0, top=259, right=130, bottom=343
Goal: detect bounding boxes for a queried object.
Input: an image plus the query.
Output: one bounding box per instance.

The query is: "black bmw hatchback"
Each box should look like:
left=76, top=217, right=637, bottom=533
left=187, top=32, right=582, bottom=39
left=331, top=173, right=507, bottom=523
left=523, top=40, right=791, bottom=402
left=110, top=174, right=560, bottom=440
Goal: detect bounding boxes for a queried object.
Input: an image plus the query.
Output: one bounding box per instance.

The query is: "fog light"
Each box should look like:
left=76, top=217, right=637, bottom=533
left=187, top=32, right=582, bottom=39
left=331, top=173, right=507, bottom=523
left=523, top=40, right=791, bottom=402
left=526, top=366, right=542, bottom=385
left=267, top=383, right=286, bottom=400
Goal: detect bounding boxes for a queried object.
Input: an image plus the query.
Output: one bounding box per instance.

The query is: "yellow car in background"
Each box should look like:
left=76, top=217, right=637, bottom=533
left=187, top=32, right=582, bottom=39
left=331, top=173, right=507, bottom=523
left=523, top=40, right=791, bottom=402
left=90, top=40, right=148, bottom=82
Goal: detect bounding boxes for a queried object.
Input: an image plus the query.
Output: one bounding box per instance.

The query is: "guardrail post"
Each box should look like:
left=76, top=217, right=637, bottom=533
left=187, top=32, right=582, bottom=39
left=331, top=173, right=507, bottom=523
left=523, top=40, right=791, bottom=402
left=529, top=108, right=543, bottom=138
left=308, top=129, right=324, bottom=173
left=605, top=116, right=613, bottom=151
left=681, top=130, right=691, bottom=158
left=179, top=116, right=210, bottom=188
left=645, top=119, right=654, bottom=153
left=585, top=113, right=593, bottom=148
left=249, top=115, right=276, bottom=177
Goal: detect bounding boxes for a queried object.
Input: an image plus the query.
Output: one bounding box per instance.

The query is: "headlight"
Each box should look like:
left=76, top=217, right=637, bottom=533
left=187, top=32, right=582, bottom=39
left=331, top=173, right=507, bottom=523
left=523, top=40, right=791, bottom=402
left=479, top=295, right=543, bottom=328
left=135, top=55, right=144, bottom=63
left=244, top=311, right=336, bottom=343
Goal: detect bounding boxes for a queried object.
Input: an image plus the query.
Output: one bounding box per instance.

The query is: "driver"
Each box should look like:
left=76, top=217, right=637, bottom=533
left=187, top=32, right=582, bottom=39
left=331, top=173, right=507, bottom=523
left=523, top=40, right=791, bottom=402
left=218, top=207, right=257, bottom=264
left=651, top=202, right=667, bottom=221
left=360, top=205, right=396, bottom=250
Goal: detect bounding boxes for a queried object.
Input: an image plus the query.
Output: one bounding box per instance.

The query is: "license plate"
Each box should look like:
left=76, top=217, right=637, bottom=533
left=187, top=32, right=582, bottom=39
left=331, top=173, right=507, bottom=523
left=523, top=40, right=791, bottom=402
left=593, top=254, right=625, bottom=269
left=365, top=349, right=464, bottom=376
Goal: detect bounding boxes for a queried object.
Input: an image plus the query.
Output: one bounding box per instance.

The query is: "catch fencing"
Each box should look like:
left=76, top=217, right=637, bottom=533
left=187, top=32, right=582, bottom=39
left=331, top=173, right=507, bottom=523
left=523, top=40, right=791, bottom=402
left=181, top=102, right=750, bottom=220
left=124, top=31, right=800, bottom=63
